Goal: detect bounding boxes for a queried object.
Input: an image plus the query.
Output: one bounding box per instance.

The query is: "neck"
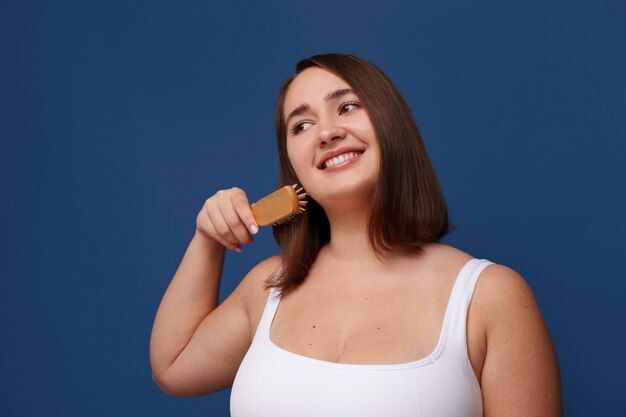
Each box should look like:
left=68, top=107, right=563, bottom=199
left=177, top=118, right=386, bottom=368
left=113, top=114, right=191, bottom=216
left=319, top=202, right=424, bottom=270
left=321, top=204, right=382, bottom=266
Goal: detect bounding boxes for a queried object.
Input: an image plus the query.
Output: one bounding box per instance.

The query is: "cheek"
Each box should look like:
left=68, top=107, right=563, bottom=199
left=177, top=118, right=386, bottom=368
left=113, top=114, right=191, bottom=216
left=286, top=142, right=309, bottom=175
left=286, top=144, right=319, bottom=194
left=285, top=143, right=298, bottom=171
left=285, top=153, right=304, bottom=189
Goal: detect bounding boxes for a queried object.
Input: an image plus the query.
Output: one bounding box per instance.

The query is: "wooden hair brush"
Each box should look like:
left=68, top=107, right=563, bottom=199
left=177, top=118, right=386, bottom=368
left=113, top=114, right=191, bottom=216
left=252, top=184, right=308, bottom=226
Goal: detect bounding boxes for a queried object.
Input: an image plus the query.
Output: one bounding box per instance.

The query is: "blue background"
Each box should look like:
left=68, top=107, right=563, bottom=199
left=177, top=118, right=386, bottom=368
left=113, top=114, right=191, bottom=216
left=1, top=0, right=625, bottom=416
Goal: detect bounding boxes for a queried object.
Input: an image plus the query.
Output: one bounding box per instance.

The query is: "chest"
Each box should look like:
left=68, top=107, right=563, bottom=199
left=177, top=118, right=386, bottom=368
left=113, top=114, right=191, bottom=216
left=269, top=272, right=454, bottom=364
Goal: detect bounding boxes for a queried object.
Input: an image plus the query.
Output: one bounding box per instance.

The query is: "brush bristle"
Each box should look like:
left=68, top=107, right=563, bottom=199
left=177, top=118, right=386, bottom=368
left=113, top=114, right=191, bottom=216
left=271, top=184, right=308, bottom=225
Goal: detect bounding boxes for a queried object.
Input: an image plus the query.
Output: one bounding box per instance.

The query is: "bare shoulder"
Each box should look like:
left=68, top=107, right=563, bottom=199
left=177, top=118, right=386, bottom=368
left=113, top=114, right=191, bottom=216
left=421, top=244, right=535, bottom=305
left=420, top=242, right=474, bottom=272
left=237, top=254, right=282, bottom=336
left=475, top=263, right=531, bottom=298
left=472, top=263, right=539, bottom=323
left=471, top=263, right=563, bottom=416
left=423, top=242, right=472, bottom=259
left=238, top=254, right=282, bottom=297
left=471, top=263, right=548, bottom=356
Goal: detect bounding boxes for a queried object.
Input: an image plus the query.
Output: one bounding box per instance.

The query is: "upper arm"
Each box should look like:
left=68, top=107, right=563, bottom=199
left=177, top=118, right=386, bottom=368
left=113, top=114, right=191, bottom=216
left=158, top=255, right=280, bottom=396
left=474, top=265, right=562, bottom=416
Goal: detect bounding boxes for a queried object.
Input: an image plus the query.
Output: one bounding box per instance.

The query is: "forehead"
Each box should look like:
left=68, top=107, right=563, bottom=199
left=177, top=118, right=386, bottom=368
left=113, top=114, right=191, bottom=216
left=283, top=67, right=352, bottom=116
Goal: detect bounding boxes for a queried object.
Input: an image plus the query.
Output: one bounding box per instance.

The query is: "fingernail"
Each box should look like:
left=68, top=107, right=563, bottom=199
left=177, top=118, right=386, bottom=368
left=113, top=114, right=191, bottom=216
left=249, top=225, right=258, bottom=235
left=235, top=247, right=242, bottom=253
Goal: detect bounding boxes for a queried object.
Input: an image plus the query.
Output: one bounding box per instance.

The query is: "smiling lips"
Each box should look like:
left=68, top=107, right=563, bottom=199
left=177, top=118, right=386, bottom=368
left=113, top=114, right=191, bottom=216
left=322, top=151, right=363, bottom=170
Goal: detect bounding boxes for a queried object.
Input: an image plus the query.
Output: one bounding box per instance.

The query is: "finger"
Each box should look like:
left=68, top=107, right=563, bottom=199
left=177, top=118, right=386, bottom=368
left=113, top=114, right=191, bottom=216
left=220, top=195, right=253, bottom=244
left=199, top=214, right=241, bottom=252
left=231, top=190, right=258, bottom=235
left=206, top=203, right=241, bottom=250
left=206, top=221, right=242, bottom=253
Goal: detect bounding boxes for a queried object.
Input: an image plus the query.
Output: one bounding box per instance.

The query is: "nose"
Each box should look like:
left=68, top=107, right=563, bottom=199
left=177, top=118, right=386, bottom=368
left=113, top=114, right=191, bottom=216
left=318, top=121, right=346, bottom=146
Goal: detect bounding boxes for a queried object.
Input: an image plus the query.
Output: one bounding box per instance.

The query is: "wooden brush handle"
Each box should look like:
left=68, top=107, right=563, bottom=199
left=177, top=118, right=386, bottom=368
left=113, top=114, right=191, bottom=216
left=252, top=185, right=300, bottom=226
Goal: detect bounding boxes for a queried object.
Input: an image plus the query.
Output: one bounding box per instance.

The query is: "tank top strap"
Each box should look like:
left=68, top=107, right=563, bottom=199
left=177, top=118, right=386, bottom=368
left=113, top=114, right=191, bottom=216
left=453, top=258, right=493, bottom=318
left=253, top=287, right=282, bottom=341
left=434, top=258, right=493, bottom=359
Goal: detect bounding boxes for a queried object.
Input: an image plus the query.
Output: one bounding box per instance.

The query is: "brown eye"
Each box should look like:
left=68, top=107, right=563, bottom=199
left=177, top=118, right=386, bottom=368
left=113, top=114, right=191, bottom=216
left=290, top=121, right=313, bottom=135
left=339, top=101, right=360, bottom=115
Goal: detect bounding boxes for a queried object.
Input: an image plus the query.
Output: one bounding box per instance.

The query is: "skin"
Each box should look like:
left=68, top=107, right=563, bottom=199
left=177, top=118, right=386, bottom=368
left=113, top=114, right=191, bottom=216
left=150, top=67, right=562, bottom=415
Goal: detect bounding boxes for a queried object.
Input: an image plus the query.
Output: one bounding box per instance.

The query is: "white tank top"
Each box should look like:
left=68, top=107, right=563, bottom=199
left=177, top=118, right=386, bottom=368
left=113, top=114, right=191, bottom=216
left=230, top=258, right=492, bottom=417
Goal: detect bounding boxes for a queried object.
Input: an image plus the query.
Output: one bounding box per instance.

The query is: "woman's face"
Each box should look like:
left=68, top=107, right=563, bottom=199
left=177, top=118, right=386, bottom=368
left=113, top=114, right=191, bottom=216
left=283, top=67, right=380, bottom=209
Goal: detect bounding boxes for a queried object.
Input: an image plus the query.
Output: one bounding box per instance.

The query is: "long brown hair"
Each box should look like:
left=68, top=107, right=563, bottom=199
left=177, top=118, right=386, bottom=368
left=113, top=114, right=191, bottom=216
left=269, top=54, right=448, bottom=294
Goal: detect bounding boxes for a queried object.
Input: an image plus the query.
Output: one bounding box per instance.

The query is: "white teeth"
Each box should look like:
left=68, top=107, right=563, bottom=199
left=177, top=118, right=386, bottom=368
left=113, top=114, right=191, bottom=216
left=323, top=152, right=360, bottom=169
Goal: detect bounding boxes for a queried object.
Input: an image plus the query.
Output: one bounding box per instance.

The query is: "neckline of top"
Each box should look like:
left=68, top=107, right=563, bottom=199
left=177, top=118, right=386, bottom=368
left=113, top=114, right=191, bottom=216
left=262, top=258, right=487, bottom=370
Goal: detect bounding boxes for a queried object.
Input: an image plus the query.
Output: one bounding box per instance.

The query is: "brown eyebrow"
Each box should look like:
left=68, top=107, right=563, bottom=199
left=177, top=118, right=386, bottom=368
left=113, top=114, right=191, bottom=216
left=284, top=88, right=355, bottom=126
left=285, top=104, right=310, bottom=127
left=324, top=88, right=353, bottom=101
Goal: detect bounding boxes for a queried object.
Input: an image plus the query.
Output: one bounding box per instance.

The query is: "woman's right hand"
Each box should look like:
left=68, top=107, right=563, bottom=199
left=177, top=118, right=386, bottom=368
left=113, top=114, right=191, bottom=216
left=195, top=187, right=259, bottom=252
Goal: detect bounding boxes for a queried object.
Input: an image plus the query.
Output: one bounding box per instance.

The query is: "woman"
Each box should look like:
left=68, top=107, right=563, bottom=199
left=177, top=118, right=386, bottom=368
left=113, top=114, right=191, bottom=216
left=150, top=54, right=562, bottom=416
